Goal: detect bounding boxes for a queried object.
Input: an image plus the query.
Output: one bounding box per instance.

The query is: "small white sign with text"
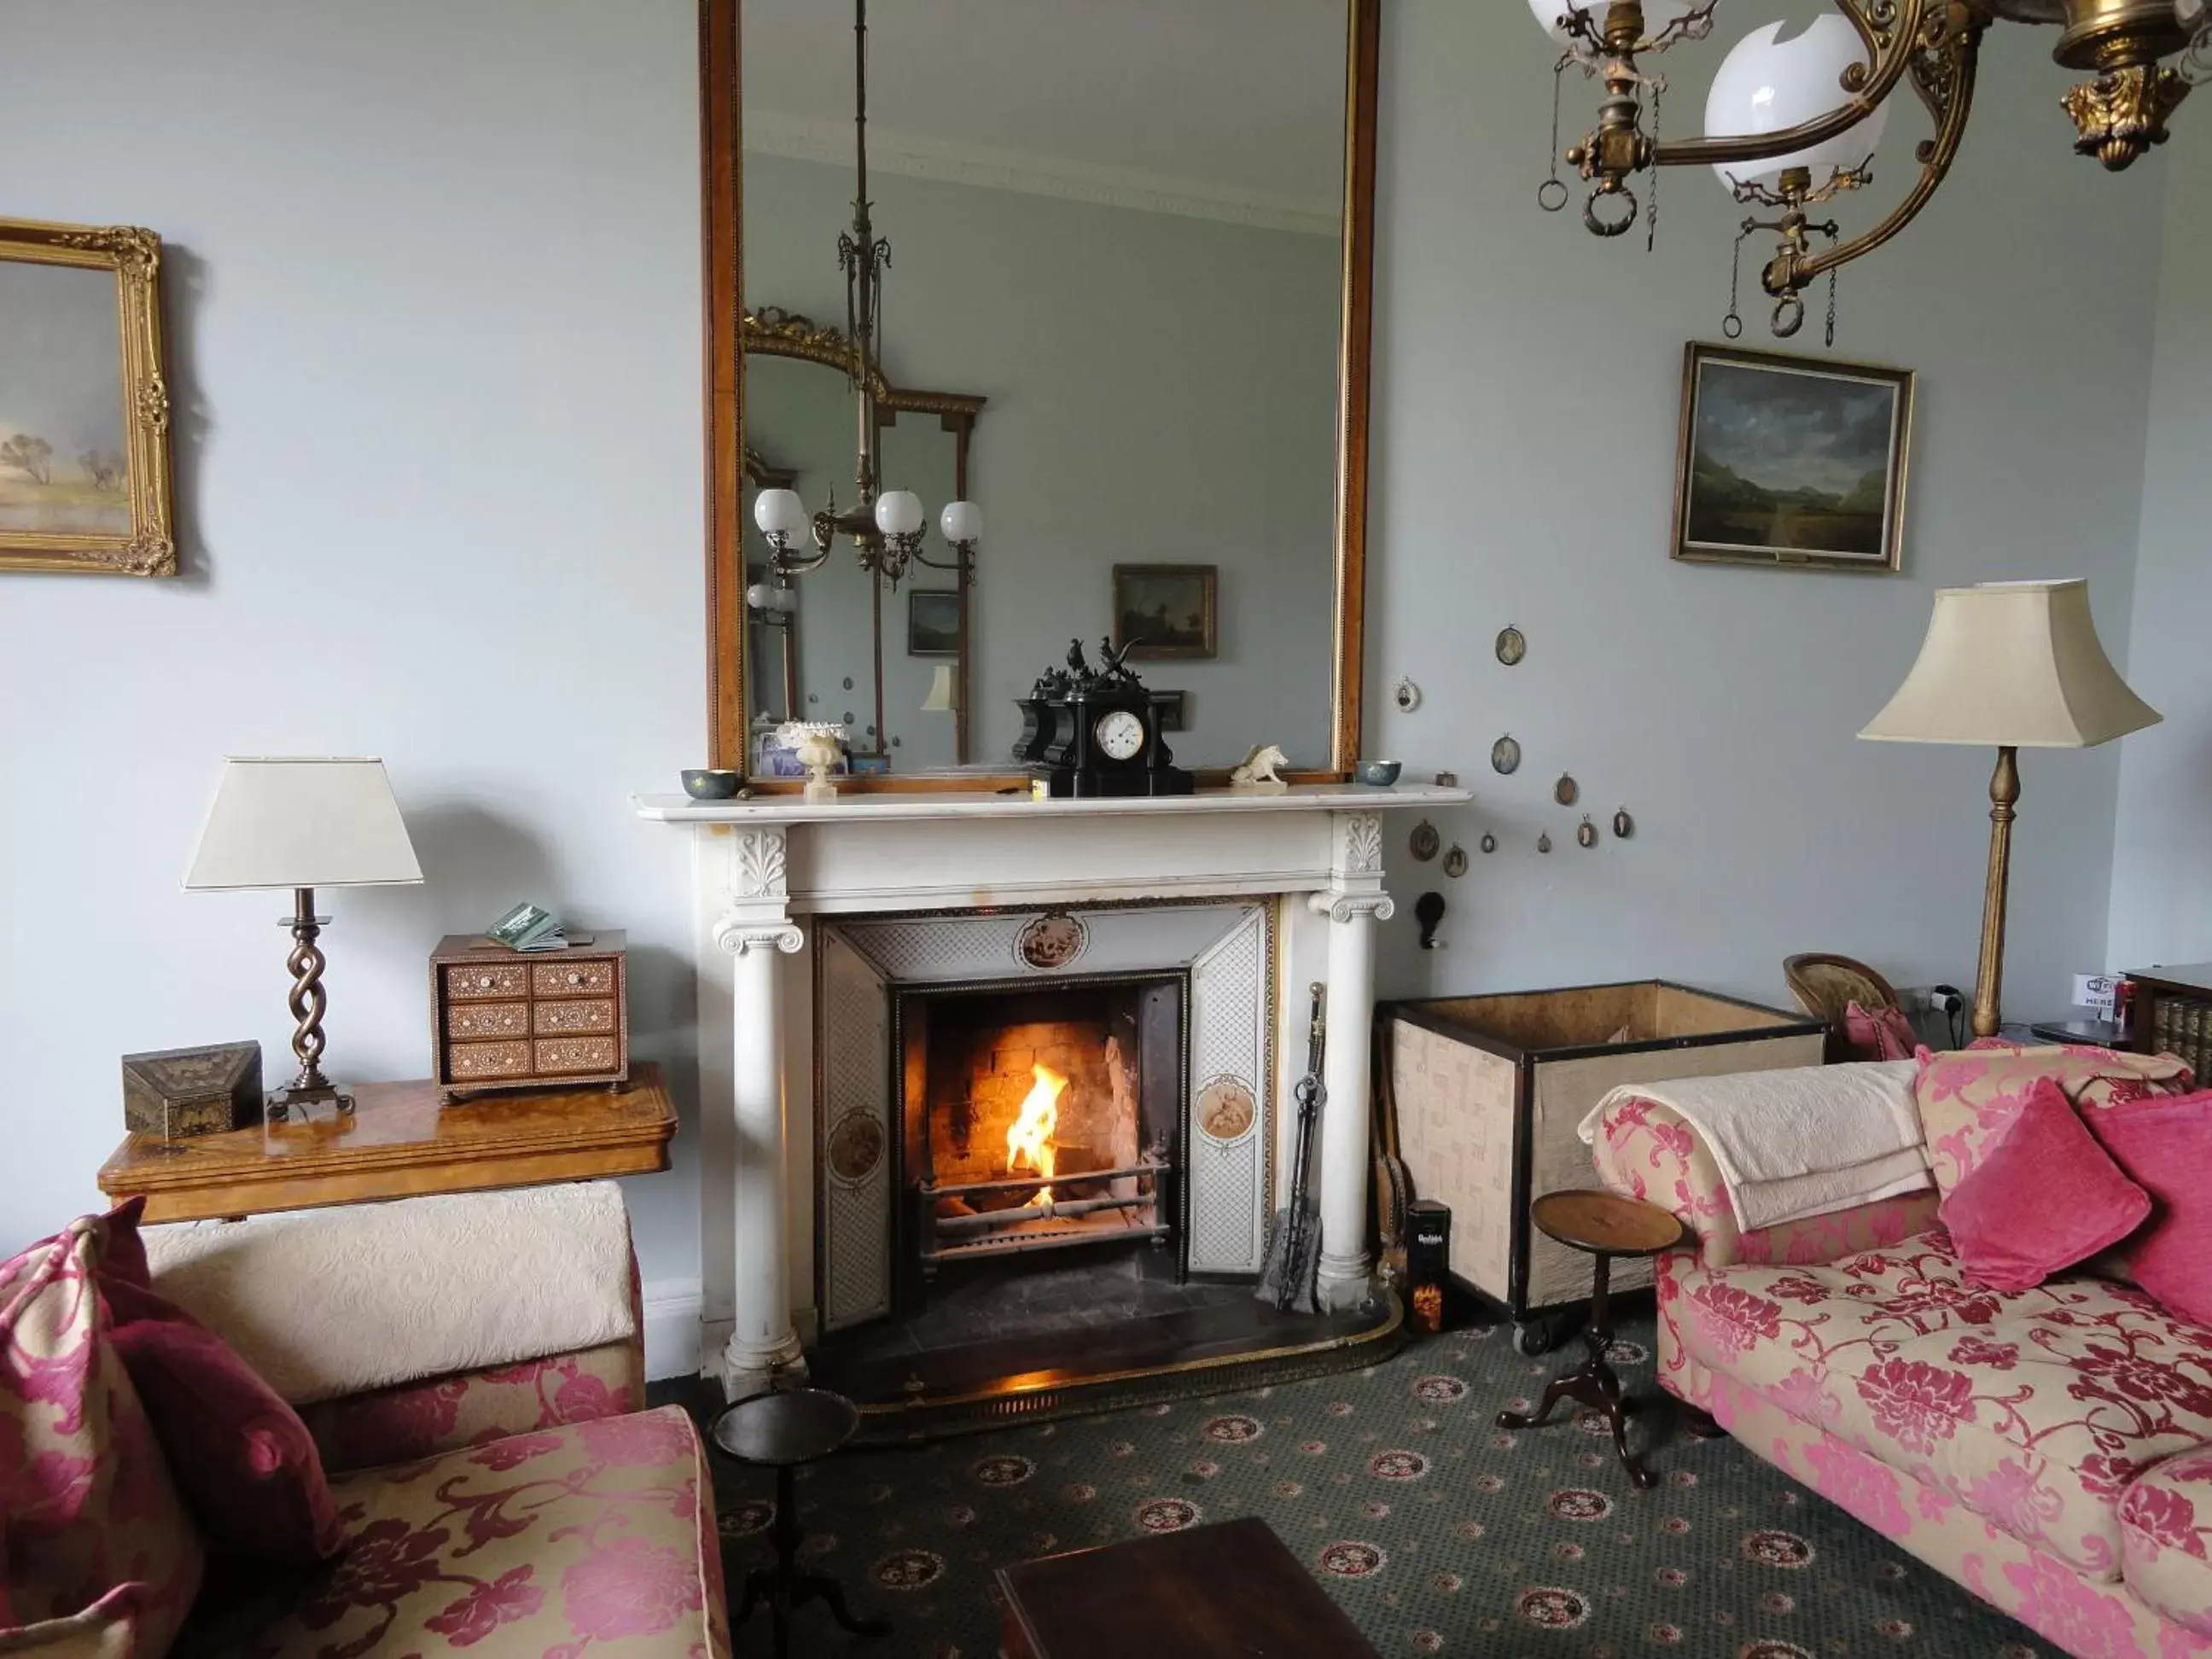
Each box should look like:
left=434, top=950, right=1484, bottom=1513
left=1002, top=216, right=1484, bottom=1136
left=2073, top=974, right=2120, bottom=1015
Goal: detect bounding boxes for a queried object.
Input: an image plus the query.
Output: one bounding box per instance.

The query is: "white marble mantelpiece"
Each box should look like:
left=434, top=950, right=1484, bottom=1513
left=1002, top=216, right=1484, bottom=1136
left=634, top=781, right=1469, bottom=827
left=636, top=782, right=1469, bottom=1394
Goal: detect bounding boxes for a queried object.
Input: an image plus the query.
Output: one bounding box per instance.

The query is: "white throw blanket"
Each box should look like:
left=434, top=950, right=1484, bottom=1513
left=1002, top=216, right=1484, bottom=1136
left=141, top=1181, right=637, bottom=1405
left=1576, top=1059, right=1930, bottom=1233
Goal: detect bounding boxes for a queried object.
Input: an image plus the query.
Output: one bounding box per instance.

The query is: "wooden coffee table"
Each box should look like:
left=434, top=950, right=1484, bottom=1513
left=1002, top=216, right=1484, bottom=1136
left=97, top=1062, right=675, bottom=1222
left=997, top=1516, right=1380, bottom=1659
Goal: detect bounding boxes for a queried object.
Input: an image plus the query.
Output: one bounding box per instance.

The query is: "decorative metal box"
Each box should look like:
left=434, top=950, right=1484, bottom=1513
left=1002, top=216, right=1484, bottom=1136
left=1378, top=981, right=1825, bottom=1353
left=122, top=1042, right=263, bottom=1139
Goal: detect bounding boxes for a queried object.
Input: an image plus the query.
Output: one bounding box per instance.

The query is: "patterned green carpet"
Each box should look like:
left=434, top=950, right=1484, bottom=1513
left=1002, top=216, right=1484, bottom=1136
left=709, top=1313, right=2047, bottom=1657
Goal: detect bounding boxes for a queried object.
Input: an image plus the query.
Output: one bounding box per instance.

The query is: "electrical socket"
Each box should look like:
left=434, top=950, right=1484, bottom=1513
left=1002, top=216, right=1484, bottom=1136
left=1900, top=985, right=1966, bottom=1020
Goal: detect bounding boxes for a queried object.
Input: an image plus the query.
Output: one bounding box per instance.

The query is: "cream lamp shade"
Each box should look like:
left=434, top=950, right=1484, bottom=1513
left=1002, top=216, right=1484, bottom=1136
left=184, top=757, right=423, bottom=891
left=920, top=664, right=958, bottom=713
left=1860, top=579, right=2159, bottom=749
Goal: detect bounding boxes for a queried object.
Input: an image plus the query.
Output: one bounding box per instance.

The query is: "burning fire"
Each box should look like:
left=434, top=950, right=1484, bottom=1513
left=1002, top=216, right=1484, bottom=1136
left=1004, top=1062, right=1067, bottom=1205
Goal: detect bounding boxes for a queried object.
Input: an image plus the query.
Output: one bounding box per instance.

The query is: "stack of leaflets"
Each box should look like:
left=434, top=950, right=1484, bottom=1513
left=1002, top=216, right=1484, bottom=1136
left=486, top=902, right=574, bottom=953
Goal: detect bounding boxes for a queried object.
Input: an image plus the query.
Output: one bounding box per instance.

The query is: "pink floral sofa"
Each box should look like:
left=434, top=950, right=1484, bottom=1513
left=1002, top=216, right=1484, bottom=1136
left=1593, top=1046, right=2212, bottom=1658
left=3, top=1198, right=728, bottom=1659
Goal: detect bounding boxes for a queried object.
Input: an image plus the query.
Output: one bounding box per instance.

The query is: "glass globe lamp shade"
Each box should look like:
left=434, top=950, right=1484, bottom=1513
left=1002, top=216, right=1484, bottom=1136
left=754, top=487, right=808, bottom=539
left=874, top=489, right=925, bottom=538
left=940, top=500, right=983, bottom=544
left=1704, top=16, right=1890, bottom=190
left=1526, top=0, right=1703, bottom=44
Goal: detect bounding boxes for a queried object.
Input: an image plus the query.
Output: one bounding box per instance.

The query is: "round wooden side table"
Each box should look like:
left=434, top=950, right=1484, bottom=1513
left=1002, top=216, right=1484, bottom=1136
left=711, top=1387, right=890, bottom=1656
left=1495, top=1190, right=1685, bottom=1489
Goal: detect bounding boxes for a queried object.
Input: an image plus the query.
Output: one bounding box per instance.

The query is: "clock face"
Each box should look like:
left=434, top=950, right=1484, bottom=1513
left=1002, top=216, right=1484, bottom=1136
left=1093, top=708, right=1146, bottom=762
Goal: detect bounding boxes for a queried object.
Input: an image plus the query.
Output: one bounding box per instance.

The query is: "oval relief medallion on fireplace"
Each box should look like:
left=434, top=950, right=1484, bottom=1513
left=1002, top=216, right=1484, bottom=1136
left=1016, top=911, right=1088, bottom=972
left=1196, top=1077, right=1257, bottom=1144
left=826, top=1110, right=886, bottom=1185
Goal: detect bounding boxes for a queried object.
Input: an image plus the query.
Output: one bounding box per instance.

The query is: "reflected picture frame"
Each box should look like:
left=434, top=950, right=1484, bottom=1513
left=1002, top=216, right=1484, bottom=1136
left=0, top=218, right=176, bottom=577
left=1113, top=563, right=1218, bottom=661
left=1671, top=342, right=1912, bottom=575
left=907, top=588, right=961, bottom=656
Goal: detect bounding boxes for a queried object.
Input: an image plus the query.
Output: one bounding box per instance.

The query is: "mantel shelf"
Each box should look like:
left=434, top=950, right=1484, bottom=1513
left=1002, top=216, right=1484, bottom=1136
left=633, top=782, right=1469, bottom=828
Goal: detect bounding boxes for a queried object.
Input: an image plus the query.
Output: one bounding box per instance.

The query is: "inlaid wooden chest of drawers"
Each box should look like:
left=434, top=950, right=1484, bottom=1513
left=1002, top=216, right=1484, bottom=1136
left=430, top=932, right=629, bottom=1102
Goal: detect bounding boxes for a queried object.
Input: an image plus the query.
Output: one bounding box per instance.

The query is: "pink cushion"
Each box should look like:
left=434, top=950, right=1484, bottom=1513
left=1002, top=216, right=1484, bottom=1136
left=98, top=1203, right=341, bottom=1565
left=2087, top=1088, right=2212, bottom=1329
left=1, top=1215, right=204, bottom=1656
left=1842, top=999, right=1917, bottom=1061
left=1937, top=1078, right=2151, bottom=1291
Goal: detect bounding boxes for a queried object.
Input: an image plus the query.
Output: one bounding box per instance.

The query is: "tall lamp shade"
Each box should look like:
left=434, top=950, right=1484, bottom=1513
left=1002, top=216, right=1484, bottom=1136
left=185, top=758, right=423, bottom=1119
left=1860, top=581, right=2157, bottom=1036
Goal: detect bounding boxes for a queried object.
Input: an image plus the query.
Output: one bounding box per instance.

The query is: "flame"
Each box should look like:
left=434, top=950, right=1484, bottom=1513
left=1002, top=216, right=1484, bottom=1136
left=1004, top=1062, right=1067, bottom=1205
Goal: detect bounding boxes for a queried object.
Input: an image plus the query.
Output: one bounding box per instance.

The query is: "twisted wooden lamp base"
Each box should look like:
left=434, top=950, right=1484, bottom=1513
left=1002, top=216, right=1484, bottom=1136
left=269, top=886, right=353, bottom=1121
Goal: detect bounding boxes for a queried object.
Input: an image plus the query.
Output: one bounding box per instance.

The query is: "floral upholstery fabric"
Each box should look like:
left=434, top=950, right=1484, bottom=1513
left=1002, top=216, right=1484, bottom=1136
left=2, top=1218, right=203, bottom=1659
left=1671, top=1356, right=2212, bottom=1657
left=198, top=1406, right=726, bottom=1659
left=295, top=1342, right=644, bottom=1476
left=2122, top=1446, right=2212, bottom=1635
left=1914, top=1045, right=2193, bottom=1201
left=1672, top=1229, right=2212, bottom=1580
left=1592, top=1093, right=1941, bottom=1272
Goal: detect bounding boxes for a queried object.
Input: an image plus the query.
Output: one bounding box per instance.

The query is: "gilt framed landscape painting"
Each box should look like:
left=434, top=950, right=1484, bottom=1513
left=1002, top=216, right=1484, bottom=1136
left=1672, top=342, right=1912, bottom=574
left=0, top=218, right=175, bottom=576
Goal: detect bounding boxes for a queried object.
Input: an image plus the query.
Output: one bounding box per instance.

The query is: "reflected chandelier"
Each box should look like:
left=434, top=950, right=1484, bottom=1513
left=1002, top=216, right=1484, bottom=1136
left=1531, top=0, right=2209, bottom=341
left=751, top=0, right=981, bottom=588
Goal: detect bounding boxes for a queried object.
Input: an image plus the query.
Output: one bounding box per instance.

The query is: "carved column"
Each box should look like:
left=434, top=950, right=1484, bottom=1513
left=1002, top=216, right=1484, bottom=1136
left=713, top=828, right=806, bottom=1392
left=1308, top=812, right=1393, bottom=1313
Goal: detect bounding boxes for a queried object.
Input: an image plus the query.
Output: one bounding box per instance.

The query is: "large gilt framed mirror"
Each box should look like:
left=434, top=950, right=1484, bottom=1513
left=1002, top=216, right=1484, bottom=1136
left=702, top=0, right=1378, bottom=789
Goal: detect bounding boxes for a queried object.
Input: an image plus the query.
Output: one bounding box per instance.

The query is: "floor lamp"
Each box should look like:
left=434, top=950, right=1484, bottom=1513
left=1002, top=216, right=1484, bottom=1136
left=1860, top=579, right=2158, bottom=1039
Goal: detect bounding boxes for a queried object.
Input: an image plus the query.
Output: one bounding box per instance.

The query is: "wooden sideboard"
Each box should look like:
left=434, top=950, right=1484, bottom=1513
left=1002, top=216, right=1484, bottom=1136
left=97, top=1062, right=675, bottom=1223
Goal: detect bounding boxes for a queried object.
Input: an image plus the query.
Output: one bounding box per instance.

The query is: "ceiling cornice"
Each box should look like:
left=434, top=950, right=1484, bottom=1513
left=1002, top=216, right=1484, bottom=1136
left=745, top=112, right=1341, bottom=239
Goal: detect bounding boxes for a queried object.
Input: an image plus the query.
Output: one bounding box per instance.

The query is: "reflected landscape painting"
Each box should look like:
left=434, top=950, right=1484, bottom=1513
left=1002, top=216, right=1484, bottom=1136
left=0, top=259, right=131, bottom=538
left=1112, top=563, right=1218, bottom=660
left=1673, top=344, right=1912, bottom=573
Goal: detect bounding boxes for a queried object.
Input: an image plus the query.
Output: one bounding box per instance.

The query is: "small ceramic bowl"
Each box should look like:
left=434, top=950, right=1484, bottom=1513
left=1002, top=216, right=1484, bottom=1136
left=681, top=768, right=744, bottom=800
left=1357, top=760, right=1402, bottom=787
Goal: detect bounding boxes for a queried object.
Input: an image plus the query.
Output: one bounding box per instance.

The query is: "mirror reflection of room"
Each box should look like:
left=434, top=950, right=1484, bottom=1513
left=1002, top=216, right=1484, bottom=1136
left=739, top=0, right=1347, bottom=771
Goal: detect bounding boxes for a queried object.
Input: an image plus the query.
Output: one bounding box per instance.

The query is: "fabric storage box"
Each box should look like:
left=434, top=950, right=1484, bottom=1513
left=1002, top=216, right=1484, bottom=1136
left=1379, top=981, right=1824, bottom=1353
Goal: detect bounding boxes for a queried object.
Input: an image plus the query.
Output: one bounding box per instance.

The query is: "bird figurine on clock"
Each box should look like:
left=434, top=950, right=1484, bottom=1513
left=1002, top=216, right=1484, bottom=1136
left=1027, top=637, right=1193, bottom=798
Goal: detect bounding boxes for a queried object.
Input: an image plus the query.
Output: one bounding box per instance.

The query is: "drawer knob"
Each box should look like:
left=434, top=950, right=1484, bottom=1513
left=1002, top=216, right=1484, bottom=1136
left=478, top=975, right=494, bottom=989
left=567, top=971, right=584, bottom=986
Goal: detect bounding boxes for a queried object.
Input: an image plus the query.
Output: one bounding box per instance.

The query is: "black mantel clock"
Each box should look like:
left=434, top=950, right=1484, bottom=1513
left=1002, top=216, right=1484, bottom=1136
left=1021, top=638, right=1193, bottom=798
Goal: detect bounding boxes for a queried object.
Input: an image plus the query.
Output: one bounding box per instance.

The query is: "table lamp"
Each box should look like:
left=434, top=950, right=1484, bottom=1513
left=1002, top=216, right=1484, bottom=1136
left=184, top=757, right=423, bottom=1119
left=1860, top=580, right=2157, bottom=1039
left=921, top=664, right=958, bottom=713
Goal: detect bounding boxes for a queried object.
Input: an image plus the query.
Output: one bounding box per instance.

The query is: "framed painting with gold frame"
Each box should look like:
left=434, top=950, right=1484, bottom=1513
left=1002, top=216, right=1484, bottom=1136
left=0, top=218, right=175, bottom=577
left=1671, top=342, right=1912, bottom=575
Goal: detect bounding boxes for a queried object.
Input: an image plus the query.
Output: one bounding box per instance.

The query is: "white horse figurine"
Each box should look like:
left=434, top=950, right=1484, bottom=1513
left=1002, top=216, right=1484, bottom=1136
left=1229, top=742, right=1289, bottom=794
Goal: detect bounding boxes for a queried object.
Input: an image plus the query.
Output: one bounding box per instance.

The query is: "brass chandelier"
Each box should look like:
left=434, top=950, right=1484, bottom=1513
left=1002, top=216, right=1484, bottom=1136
left=752, top=0, right=981, bottom=589
left=1532, top=0, right=2209, bottom=341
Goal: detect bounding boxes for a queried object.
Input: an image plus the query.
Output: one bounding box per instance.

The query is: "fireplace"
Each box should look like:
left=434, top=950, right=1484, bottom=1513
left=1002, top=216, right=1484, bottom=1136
left=896, top=978, right=1184, bottom=1306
